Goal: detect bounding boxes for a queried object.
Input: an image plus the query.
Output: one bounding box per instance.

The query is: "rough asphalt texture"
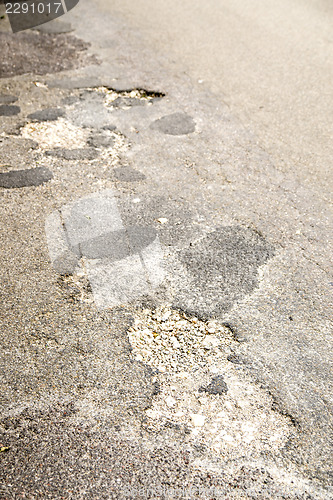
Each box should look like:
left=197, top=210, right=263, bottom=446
left=0, top=2, right=332, bottom=499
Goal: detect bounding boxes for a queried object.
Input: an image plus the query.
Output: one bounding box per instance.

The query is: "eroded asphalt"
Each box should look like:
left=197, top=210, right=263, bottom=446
left=0, top=1, right=332, bottom=498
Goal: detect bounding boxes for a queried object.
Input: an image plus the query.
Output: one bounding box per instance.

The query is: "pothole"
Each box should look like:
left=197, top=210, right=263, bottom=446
left=128, top=306, right=295, bottom=464
left=93, top=87, right=165, bottom=109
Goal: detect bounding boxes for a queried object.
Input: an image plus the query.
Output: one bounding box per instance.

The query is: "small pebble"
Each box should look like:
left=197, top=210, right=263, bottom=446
left=190, top=414, right=206, bottom=427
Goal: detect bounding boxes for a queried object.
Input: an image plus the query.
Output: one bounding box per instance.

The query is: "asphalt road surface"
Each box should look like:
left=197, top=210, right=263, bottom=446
left=97, top=0, right=333, bottom=197
left=0, top=0, right=332, bottom=498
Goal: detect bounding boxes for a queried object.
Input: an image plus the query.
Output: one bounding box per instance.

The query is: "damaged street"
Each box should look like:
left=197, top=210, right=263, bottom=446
left=0, top=0, right=332, bottom=498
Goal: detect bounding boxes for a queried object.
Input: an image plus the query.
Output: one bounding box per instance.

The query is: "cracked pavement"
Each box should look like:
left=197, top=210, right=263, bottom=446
left=0, top=1, right=332, bottom=498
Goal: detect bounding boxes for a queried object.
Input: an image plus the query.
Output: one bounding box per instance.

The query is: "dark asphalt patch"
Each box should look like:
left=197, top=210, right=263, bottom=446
left=0, top=95, right=18, bottom=104
left=45, top=148, right=98, bottom=160
left=0, top=32, right=93, bottom=78
left=87, top=131, right=114, bottom=149
left=150, top=112, right=196, bottom=135
left=175, top=226, right=274, bottom=318
left=28, top=108, right=65, bottom=122
left=112, top=166, right=146, bottom=182
left=0, top=104, right=20, bottom=116
left=0, top=166, right=53, bottom=188
left=111, top=96, right=146, bottom=108
left=199, top=375, right=228, bottom=395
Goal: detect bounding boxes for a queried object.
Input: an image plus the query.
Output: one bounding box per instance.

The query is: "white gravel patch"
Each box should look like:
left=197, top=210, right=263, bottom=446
left=94, top=87, right=155, bottom=108
left=21, top=118, right=89, bottom=149
left=128, top=307, right=294, bottom=463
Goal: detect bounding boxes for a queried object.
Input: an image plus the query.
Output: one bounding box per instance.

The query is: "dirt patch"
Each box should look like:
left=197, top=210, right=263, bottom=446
left=0, top=31, right=96, bottom=78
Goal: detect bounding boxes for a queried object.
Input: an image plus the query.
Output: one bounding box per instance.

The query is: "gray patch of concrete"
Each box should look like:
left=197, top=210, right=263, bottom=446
left=62, top=191, right=124, bottom=245
left=199, top=375, right=228, bottom=395
left=0, top=104, right=20, bottom=116
left=45, top=148, right=98, bottom=160
left=28, top=108, right=65, bottom=122
left=150, top=112, right=196, bottom=135
left=32, top=20, right=73, bottom=34
left=0, top=166, right=53, bottom=188
left=112, top=165, right=146, bottom=182
left=45, top=210, right=79, bottom=275
left=111, top=96, right=146, bottom=108
left=0, top=95, right=18, bottom=104
left=174, top=226, right=274, bottom=319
